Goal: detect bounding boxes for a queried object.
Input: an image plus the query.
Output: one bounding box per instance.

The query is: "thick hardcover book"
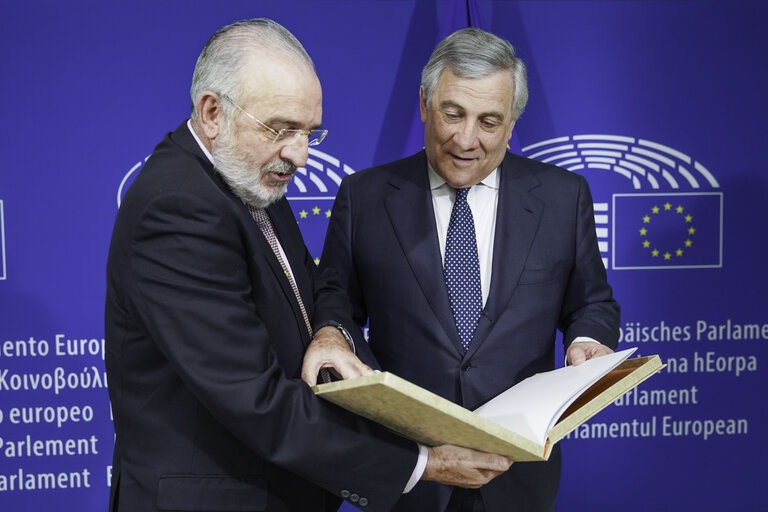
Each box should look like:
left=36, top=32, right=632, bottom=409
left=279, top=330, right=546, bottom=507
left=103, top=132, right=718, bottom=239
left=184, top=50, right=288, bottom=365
left=313, top=348, right=664, bottom=461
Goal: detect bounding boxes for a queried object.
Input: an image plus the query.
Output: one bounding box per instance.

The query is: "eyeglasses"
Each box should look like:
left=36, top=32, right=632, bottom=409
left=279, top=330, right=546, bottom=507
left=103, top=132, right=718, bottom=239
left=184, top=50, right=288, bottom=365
left=221, top=94, right=328, bottom=146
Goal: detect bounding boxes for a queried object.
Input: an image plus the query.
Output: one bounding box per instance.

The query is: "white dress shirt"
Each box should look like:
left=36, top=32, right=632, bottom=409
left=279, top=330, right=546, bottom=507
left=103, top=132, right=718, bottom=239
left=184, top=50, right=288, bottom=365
left=428, top=162, right=602, bottom=351
left=428, top=164, right=499, bottom=307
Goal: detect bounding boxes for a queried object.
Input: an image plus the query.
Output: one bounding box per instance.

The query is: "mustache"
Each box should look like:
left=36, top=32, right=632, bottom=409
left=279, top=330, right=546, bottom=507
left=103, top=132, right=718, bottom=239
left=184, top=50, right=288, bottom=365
left=261, top=159, right=297, bottom=176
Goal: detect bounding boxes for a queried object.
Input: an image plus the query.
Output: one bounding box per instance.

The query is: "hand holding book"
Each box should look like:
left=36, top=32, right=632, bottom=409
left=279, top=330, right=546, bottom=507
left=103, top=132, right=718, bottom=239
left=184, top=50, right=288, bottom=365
left=422, top=445, right=512, bottom=488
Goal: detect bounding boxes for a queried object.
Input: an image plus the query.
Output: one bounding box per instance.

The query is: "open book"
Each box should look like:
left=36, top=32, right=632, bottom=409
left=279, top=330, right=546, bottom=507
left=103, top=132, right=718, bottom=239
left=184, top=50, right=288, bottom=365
left=313, top=348, right=663, bottom=461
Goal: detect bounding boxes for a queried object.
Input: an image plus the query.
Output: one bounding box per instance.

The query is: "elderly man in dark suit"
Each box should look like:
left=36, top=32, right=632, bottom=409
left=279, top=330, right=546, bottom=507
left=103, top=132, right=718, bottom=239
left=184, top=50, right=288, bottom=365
left=105, top=19, right=510, bottom=512
left=321, top=28, right=620, bottom=512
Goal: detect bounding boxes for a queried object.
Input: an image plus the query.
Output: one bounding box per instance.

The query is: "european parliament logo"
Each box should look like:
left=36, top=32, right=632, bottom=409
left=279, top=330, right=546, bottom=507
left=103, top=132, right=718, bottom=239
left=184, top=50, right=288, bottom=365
left=522, top=135, right=723, bottom=270
left=286, top=147, right=356, bottom=264
left=0, top=199, right=6, bottom=280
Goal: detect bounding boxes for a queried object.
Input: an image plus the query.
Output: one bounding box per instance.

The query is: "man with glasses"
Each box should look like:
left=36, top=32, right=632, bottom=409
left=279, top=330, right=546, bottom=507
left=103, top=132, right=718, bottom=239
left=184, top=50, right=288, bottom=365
left=321, top=28, right=620, bottom=512
left=105, top=18, right=510, bottom=512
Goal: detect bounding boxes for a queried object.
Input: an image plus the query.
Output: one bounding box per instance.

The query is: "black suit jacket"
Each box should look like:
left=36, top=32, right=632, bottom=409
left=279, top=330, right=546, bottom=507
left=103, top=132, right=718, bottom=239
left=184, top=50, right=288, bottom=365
left=105, top=122, right=417, bottom=512
left=321, top=151, right=620, bottom=512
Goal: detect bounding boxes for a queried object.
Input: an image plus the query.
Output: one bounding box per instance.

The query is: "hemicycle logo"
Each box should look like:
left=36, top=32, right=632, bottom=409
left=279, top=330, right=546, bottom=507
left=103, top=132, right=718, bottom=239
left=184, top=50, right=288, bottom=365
left=522, top=135, right=722, bottom=270
left=286, top=148, right=356, bottom=264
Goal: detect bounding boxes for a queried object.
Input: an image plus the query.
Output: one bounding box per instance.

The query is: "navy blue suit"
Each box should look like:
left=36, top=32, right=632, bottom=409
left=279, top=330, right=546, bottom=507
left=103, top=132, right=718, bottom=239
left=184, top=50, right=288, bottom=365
left=321, top=150, right=620, bottom=512
left=105, top=123, right=417, bottom=512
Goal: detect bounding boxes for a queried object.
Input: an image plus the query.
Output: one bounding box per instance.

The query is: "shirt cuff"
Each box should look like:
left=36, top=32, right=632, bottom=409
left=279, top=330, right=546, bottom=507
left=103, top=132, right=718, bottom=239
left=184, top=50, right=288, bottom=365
left=403, top=444, right=429, bottom=493
left=572, top=336, right=601, bottom=345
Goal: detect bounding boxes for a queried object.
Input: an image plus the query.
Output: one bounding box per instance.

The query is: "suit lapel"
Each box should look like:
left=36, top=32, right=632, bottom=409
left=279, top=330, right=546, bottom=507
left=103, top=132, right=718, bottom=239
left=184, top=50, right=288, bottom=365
left=466, top=153, right=544, bottom=358
left=266, top=199, right=313, bottom=345
left=172, top=121, right=311, bottom=344
left=384, top=153, right=465, bottom=355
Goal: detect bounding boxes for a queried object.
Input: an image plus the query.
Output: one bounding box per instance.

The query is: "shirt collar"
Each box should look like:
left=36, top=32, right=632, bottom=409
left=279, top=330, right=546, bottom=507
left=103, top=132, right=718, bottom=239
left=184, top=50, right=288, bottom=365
left=427, top=161, right=500, bottom=191
left=187, top=119, right=215, bottom=165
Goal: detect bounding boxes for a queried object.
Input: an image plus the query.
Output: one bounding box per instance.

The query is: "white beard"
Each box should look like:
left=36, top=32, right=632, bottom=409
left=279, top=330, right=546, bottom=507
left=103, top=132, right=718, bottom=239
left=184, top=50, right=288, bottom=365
left=211, top=125, right=296, bottom=208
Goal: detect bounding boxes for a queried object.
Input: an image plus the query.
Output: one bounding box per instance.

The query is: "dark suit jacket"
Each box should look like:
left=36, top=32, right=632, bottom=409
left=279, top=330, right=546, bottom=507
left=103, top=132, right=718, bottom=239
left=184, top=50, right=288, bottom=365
left=321, top=151, right=620, bottom=512
left=105, top=122, right=417, bottom=512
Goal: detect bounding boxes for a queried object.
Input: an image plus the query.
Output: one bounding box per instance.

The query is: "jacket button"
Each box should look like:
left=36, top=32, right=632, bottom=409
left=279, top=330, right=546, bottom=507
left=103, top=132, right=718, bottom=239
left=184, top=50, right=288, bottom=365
left=349, top=493, right=360, bottom=503
left=340, top=490, right=350, bottom=498
left=358, top=497, right=368, bottom=507
left=462, top=363, right=472, bottom=372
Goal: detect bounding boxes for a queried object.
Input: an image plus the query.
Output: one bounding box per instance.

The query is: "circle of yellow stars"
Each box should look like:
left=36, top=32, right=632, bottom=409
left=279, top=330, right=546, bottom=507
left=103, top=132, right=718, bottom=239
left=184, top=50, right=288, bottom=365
left=299, top=206, right=332, bottom=265
left=638, top=202, right=695, bottom=261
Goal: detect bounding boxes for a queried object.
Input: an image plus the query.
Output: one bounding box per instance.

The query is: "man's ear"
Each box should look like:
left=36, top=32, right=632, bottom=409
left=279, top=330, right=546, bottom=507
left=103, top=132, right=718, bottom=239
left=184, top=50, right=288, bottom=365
left=419, top=86, right=428, bottom=123
left=507, top=120, right=516, bottom=143
left=197, top=92, right=224, bottom=140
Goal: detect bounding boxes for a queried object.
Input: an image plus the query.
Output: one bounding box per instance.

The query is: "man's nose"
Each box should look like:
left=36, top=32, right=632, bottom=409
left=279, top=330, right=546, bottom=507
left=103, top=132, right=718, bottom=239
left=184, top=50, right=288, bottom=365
left=452, top=121, right=480, bottom=150
left=279, top=135, right=310, bottom=168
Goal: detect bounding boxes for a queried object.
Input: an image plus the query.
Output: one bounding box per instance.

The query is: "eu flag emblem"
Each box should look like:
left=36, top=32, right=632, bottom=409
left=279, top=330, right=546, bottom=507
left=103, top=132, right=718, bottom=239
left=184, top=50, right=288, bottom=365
left=612, top=193, right=722, bottom=269
left=289, top=199, right=336, bottom=266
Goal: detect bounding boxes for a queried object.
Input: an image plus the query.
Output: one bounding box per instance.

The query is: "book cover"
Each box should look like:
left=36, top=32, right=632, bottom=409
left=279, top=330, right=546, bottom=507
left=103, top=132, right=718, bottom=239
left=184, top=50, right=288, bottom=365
left=313, top=349, right=664, bottom=461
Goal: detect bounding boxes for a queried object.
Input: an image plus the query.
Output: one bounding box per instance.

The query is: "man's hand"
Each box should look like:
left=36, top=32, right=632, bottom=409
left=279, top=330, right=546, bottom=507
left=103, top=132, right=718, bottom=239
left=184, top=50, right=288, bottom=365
left=301, top=326, right=374, bottom=386
left=566, top=341, right=614, bottom=366
left=421, top=445, right=511, bottom=488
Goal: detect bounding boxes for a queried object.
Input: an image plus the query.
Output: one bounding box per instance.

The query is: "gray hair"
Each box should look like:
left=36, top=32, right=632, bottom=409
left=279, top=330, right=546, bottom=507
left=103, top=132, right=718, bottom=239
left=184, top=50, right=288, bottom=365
left=190, top=18, right=315, bottom=121
left=421, top=27, right=528, bottom=121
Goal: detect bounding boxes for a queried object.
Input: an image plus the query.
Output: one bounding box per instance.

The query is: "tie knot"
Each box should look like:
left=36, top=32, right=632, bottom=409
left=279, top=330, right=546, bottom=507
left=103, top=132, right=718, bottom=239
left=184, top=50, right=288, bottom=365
left=455, top=187, right=470, bottom=203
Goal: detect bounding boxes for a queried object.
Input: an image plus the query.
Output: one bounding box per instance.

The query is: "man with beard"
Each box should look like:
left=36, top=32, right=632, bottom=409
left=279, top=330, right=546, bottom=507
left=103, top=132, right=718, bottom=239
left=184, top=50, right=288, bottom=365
left=105, top=18, right=510, bottom=512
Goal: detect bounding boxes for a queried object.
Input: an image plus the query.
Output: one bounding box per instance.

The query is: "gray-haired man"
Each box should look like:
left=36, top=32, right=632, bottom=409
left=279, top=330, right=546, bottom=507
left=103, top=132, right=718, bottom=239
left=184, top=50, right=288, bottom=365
left=322, top=27, right=620, bottom=512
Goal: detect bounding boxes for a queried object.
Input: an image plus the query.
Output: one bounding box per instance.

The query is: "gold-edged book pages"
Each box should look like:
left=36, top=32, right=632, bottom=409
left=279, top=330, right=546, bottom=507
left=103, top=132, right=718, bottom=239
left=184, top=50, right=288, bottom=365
left=547, top=355, right=664, bottom=445
left=313, top=352, right=664, bottom=462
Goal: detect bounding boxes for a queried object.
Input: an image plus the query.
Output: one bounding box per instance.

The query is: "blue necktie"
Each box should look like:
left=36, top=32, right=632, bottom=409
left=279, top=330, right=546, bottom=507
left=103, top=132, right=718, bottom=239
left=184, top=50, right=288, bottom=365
left=444, top=187, right=482, bottom=351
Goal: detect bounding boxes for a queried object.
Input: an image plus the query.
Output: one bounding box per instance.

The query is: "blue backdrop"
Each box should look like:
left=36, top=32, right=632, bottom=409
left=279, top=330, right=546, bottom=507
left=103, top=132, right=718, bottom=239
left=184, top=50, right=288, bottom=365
left=1, top=1, right=765, bottom=511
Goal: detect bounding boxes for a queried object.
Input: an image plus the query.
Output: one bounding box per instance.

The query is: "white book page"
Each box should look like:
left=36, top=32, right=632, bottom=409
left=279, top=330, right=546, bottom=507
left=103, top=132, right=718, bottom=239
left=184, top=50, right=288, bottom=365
left=473, top=348, right=637, bottom=447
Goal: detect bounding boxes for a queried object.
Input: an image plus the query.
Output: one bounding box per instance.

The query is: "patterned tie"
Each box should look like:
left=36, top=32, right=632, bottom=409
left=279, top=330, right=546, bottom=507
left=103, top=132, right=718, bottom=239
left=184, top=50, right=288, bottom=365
left=248, top=205, right=330, bottom=382
left=443, top=187, right=482, bottom=351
